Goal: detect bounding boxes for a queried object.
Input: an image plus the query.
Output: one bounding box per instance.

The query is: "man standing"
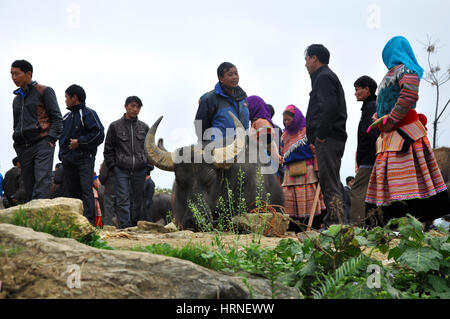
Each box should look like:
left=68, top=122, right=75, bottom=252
left=304, top=44, right=348, bottom=226
left=195, top=62, right=249, bottom=141
left=10, top=60, right=63, bottom=201
left=349, top=76, right=379, bottom=226
left=103, top=96, right=154, bottom=229
left=59, top=84, right=105, bottom=226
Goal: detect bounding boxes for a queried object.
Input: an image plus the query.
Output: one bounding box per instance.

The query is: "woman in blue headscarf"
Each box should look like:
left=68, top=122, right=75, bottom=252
left=365, top=36, right=448, bottom=227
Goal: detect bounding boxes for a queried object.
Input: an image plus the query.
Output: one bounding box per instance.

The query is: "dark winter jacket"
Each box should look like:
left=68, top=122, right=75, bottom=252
left=195, top=83, right=249, bottom=140
left=306, top=65, right=347, bottom=144
left=356, top=95, right=379, bottom=167
left=12, top=81, right=63, bottom=148
left=2, top=166, right=26, bottom=204
left=103, top=115, right=154, bottom=172
left=59, top=103, right=105, bottom=164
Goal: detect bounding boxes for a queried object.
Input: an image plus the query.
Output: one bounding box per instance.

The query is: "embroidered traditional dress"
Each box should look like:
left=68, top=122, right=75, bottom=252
left=365, top=36, right=449, bottom=223
left=281, top=122, right=326, bottom=219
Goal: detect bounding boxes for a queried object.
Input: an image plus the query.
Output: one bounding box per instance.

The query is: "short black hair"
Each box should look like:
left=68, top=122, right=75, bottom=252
left=346, top=176, right=355, bottom=184
left=12, top=157, right=19, bottom=166
left=125, top=96, right=143, bottom=107
left=354, top=75, right=378, bottom=96
left=55, top=162, right=63, bottom=169
left=266, top=104, right=275, bottom=118
left=11, top=60, right=33, bottom=75
left=305, top=44, right=330, bottom=64
left=217, top=62, right=236, bottom=78
left=65, top=84, right=86, bottom=103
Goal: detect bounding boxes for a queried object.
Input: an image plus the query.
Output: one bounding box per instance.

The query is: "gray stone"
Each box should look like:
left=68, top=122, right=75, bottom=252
left=0, top=197, right=95, bottom=240
left=0, top=224, right=302, bottom=299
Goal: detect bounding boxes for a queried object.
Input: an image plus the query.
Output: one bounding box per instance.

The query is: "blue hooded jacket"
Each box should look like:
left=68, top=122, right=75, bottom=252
left=195, top=83, right=249, bottom=140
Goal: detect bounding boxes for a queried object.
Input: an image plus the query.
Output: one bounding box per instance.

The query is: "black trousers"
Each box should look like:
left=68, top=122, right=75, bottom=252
left=314, top=137, right=346, bottom=226
left=62, top=157, right=96, bottom=226
left=15, top=138, right=55, bottom=202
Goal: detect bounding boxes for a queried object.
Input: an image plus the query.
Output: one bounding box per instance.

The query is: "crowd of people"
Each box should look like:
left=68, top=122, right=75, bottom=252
left=3, top=35, right=449, bottom=231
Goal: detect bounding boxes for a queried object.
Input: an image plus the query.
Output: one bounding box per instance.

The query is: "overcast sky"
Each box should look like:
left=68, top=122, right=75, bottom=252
left=1, top=0, right=449, bottom=189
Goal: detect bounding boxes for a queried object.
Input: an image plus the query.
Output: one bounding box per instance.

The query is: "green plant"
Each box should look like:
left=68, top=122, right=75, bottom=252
left=10, top=207, right=79, bottom=239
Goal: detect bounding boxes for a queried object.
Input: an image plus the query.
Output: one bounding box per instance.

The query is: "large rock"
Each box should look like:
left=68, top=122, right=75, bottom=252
left=233, top=212, right=290, bottom=237
left=0, top=224, right=301, bottom=299
left=0, top=197, right=95, bottom=240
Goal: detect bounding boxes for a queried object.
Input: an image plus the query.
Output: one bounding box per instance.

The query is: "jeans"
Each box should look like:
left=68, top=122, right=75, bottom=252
left=114, top=167, right=147, bottom=229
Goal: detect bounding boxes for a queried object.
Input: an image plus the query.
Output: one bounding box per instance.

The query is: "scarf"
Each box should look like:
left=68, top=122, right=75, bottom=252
left=382, top=36, right=424, bottom=79
left=246, top=95, right=275, bottom=128
left=283, top=104, right=306, bottom=134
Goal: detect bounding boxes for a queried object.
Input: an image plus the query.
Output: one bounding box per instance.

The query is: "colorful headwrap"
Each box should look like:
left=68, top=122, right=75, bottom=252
left=246, top=95, right=275, bottom=127
left=382, top=36, right=424, bottom=79
left=283, top=104, right=306, bottom=134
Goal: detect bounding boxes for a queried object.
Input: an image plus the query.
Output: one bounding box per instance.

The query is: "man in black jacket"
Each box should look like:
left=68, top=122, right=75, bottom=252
left=305, top=44, right=348, bottom=226
left=349, top=76, right=379, bottom=226
left=103, top=96, right=154, bottom=229
left=59, top=84, right=105, bottom=226
left=10, top=60, right=63, bottom=201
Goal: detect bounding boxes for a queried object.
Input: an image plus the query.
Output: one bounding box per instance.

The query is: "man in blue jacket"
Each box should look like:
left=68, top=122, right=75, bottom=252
left=195, top=62, right=249, bottom=141
left=59, top=84, right=105, bottom=226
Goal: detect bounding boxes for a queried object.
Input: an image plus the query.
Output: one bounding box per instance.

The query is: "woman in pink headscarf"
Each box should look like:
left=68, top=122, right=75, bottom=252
left=281, top=105, right=325, bottom=231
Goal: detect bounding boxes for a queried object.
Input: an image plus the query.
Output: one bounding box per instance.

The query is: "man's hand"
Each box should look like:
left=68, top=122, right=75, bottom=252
left=69, top=138, right=79, bottom=150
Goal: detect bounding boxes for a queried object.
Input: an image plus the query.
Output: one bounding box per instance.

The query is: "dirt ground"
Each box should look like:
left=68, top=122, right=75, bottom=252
left=100, top=228, right=299, bottom=250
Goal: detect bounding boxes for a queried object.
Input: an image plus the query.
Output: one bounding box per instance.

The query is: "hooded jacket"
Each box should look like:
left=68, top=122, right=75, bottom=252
left=58, top=103, right=105, bottom=164
left=12, top=81, right=63, bottom=147
left=195, top=83, right=249, bottom=140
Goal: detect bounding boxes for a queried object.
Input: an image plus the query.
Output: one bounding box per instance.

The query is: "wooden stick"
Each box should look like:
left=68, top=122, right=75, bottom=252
left=307, top=183, right=321, bottom=231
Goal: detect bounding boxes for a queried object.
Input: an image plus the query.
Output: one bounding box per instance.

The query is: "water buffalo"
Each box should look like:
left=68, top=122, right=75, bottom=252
left=148, top=192, right=172, bottom=225
left=144, top=113, right=284, bottom=230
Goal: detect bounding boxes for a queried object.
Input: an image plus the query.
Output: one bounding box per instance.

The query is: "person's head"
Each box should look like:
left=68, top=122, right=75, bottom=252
left=55, top=163, right=63, bottom=170
left=283, top=104, right=306, bottom=134
left=12, top=157, right=20, bottom=168
left=65, top=84, right=86, bottom=108
left=124, top=96, right=143, bottom=119
left=217, top=62, right=239, bottom=90
left=304, top=44, right=330, bottom=74
left=266, top=104, right=275, bottom=119
left=246, top=95, right=272, bottom=124
left=354, top=76, right=377, bottom=102
left=346, top=176, right=355, bottom=187
left=11, top=60, right=33, bottom=89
